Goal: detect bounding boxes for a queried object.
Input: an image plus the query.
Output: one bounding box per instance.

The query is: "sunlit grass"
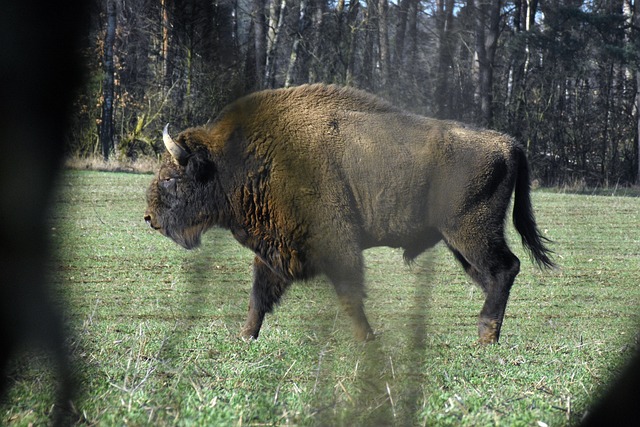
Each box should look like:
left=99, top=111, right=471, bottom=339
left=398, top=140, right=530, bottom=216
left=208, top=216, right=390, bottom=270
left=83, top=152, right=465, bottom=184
left=2, top=170, right=638, bottom=426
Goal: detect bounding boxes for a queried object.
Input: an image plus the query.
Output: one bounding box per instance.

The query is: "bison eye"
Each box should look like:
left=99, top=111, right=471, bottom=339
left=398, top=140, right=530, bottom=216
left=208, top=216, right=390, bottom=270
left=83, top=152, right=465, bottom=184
left=160, top=177, right=177, bottom=189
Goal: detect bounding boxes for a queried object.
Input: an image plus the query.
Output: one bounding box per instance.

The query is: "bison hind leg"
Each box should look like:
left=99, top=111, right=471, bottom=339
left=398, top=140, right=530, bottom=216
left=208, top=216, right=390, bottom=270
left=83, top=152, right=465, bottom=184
left=446, top=240, right=520, bottom=344
left=446, top=243, right=491, bottom=292
left=476, top=250, right=520, bottom=344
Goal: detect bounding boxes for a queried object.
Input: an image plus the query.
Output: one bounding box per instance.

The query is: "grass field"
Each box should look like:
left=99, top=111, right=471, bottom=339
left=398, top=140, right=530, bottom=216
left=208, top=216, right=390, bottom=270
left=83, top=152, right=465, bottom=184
left=2, top=170, right=639, bottom=426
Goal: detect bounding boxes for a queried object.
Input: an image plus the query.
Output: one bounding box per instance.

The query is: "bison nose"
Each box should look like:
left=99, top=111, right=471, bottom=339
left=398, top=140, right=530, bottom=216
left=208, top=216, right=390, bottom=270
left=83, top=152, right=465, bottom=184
left=145, top=212, right=161, bottom=230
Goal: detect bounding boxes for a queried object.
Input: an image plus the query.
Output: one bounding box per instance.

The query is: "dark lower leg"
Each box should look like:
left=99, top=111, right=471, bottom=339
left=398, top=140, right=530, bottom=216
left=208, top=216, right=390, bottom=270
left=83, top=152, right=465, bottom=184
left=478, top=293, right=510, bottom=344
left=241, top=299, right=265, bottom=339
left=241, top=257, right=290, bottom=339
left=337, top=292, right=374, bottom=341
left=324, top=250, right=373, bottom=341
left=448, top=242, right=520, bottom=344
left=332, top=274, right=374, bottom=341
left=477, top=255, right=520, bottom=344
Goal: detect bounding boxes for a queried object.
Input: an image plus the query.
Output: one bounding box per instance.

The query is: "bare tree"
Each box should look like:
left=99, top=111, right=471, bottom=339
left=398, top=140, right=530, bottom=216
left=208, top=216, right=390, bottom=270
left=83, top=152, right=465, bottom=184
left=474, top=0, right=502, bottom=126
left=394, top=0, right=411, bottom=70
left=100, top=0, right=117, bottom=160
left=285, top=0, right=308, bottom=87
left=344, top=0, right=361, bottom=85
left=378, top=0, right=391, bottom=91
left=506, top=0, right=538, bottom=140
left=634, top=0, right=640, bottom=183
left=161, top=0, right=173, bottom=93
left=406, top=0, right=420, bottom=80
left=265, top=0, right=287, bottom=88
left=361, top=0, right=377, bottom=90
left=434, top=0, right=456, bottom=118
left=307, top=0, right=327, bottom=82
left=253, top=0, right=267, bottom=88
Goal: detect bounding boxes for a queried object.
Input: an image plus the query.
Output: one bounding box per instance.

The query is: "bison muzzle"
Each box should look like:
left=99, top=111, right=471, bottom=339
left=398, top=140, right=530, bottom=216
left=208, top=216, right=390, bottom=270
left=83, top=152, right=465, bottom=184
left=145, top=84, right=554, bottom=344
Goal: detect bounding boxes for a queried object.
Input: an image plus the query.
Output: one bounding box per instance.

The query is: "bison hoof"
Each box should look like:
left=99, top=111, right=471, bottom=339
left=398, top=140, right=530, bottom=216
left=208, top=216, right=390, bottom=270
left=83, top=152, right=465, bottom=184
left=355, top=328, right=376, bottom=342
left=240, top=328, right=259, bottom=341
left=478, top=318, right=501, bottom=345
left=478, top=334, right=498, bottom=345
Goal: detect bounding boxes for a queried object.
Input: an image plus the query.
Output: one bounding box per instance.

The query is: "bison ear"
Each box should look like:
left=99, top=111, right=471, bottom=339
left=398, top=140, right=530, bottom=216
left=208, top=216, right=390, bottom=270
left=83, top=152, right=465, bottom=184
left=186, top=151, right=216, bottom=182
left=163, top=124, right=189, bottom=166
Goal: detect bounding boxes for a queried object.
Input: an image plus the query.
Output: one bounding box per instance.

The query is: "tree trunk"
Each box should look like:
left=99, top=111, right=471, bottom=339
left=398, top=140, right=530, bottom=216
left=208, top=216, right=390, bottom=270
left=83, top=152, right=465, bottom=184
left=378, top=0, right=390, bottom=91
left=161, top=0, right=172, bottom=93
left=636, top=69, right=640, bottom=184
left=523, top=0, right=537, bottom=75
left=507, top=0, right=537, bottom=139
left=285, top=0, right=307, bottom=87
left=406, top=0, right=420, bottom=92
left=307, top=0, right=326, bottom=82
left=361, top=0, right=377, bottom=90
left=100, top=0, right=117, bottom=160
left=434, top=0, right=455, bottom=119
left=232, top=0, right=239, bottom=50
left=253, top=0, right=267, bottom=88
left=475, top=0, right=502, bottom=127
left=434, top=0, right=454, bottom=119
left=344, top=0, right=360, bottom=85
left=264, top=0, right=287, bottom=88
left=394, top=0, right=410, bottom=70
left=184, top=0, right=195, bottom=100
left=635, top=0, right=640, bottom=183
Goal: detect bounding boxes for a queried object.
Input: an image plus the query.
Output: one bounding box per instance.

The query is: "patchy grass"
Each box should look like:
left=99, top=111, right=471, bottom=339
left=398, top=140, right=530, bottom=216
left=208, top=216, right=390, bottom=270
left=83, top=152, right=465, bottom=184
left=2, top=170, right=639, bottom=426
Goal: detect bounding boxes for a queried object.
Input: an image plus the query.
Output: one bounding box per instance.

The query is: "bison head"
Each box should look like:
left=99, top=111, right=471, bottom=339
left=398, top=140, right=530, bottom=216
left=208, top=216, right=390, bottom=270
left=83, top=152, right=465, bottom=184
left=144, top=124, right=219, bottom=249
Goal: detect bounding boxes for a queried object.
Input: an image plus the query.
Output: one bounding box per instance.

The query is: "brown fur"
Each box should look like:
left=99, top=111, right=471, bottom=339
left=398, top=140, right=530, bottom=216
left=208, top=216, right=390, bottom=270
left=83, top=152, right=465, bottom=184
left=145, top=84, right=554, bottom=343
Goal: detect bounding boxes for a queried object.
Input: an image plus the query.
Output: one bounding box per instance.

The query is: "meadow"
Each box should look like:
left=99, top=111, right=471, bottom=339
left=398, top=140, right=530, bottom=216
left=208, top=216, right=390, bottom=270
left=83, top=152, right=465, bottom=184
left=2, top=170, right=639, bottom=426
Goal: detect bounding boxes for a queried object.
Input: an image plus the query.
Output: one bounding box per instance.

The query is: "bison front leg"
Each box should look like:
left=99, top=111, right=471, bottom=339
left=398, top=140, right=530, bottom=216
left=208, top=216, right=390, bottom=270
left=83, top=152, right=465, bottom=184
left=240, top=256, right=291, bottom=340
left=336, top=290, right=374, bottom=342
left=326, top=258, right=374, bottom=342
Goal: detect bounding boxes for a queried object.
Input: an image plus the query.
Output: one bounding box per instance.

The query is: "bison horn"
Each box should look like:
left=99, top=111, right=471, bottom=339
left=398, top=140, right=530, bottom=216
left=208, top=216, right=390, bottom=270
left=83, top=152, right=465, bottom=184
left=163, top=124, right=188, bottom=165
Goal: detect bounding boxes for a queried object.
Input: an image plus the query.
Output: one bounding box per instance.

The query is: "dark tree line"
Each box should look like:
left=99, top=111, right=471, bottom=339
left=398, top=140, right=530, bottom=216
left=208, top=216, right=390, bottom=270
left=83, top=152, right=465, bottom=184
left=70, top=0, right=640, bottom=186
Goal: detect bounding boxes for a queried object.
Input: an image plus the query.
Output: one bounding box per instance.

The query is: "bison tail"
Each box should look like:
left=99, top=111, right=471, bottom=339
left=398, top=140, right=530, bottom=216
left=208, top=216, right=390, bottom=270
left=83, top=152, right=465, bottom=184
left=512, top=146, right=556, bottom=269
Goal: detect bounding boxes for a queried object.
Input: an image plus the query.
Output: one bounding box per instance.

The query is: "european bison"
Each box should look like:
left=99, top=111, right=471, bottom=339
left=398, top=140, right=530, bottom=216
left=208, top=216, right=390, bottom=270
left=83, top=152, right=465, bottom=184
left=145, top=84, right=554, bottom=344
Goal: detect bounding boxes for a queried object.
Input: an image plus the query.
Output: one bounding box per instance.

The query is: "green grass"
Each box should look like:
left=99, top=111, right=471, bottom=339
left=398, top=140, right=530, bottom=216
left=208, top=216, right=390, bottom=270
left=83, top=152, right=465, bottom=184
left=3, top=170, right=639, bottom=426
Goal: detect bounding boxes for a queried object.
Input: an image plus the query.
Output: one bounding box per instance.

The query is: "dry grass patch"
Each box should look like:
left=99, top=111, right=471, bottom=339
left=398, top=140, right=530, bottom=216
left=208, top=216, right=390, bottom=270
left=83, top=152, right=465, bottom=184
left=64, top=155, right=158, bottom=174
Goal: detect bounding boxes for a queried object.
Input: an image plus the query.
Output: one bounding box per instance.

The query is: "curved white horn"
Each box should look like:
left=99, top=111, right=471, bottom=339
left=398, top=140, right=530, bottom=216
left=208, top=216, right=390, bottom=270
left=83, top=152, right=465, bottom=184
left=163, top=124, right=188, bottom=164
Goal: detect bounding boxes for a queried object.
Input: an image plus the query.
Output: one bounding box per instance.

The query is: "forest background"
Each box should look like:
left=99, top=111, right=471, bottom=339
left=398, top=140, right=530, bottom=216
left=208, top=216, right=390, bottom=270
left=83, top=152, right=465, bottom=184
left=70, top=0, right=640, bottom=187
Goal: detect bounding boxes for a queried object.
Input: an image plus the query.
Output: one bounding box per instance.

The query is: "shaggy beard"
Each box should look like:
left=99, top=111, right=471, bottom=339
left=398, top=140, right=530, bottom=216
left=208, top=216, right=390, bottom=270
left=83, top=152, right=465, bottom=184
left=167, top=223, right=208, bottom=250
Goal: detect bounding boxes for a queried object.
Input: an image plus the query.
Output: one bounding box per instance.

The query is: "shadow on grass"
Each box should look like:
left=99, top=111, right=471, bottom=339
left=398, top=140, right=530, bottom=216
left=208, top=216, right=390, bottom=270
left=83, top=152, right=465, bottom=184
left=312, top=256, right=434, bottom=426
